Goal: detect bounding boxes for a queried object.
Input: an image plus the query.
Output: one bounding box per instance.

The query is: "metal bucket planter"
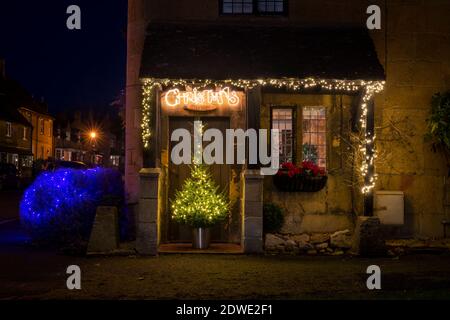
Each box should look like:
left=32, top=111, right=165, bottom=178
left=192, top=228, right=211, bottom=249
left=273, top=171, right=328, bottom=192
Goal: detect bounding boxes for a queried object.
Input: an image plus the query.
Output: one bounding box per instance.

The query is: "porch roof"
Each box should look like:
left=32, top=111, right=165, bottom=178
left=140, top=23, right=385, bottom=81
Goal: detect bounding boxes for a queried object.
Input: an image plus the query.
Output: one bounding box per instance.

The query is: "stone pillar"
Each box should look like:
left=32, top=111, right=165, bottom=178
left=87, top=206, right=119, bottom=254
left=136, top=168, right=161, bottom=255
left=242, top=169, right=264, bottom=253
left=351, top=216, right=386, bottom=257
left=125, top=0, right=147, bottom=204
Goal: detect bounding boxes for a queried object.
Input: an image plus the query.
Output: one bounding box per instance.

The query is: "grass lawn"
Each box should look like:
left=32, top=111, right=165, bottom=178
left=2, top=249, right=450, bottom=300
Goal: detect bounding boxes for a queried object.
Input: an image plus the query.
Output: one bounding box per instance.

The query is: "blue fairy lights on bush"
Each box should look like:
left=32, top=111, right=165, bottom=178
left=20, top=168, right=126, bottom=249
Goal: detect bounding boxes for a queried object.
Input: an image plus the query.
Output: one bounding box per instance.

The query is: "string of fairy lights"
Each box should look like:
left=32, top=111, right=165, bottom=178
left=141, top=78, right=385, bottom=194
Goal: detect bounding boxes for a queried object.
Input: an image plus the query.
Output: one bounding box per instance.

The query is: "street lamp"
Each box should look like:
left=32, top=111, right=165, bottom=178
left=89, top=131, right=98, bottom=165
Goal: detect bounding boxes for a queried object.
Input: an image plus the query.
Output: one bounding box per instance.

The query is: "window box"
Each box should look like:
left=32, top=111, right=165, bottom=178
left=273, top=162, right=327, bottom=192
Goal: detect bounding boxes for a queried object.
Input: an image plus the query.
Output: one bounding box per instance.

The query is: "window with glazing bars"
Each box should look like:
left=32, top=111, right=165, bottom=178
left=271, top=108, right=294, bottom=164
left=222, top=0, right=253, bottom=14
left=221, top=0, right=286, bottom=14
left=257, top=0, right=285, bottom=13
left=302, top=107, right=326, bottom=168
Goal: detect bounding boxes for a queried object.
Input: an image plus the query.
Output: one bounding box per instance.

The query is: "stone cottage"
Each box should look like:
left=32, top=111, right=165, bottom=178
left=125, top=0, right=450, bottom=255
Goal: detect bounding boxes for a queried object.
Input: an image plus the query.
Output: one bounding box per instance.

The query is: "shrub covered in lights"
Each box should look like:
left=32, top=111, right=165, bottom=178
left=20, top=168, right=125, bottom=250
left=171, top=164, right=230, bottom=228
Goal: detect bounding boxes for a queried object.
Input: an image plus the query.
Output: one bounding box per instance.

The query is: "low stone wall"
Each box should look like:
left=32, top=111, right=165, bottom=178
left=264, top=230, right=352, bottom=255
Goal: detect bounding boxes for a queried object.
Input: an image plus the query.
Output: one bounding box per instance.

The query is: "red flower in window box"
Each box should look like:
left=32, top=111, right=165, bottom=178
left=301, top=160, right=325, bottom=177
left=274, top=161, right=327, bottom=192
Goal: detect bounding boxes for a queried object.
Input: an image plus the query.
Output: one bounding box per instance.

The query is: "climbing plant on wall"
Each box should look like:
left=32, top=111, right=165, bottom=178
left=426, top=91, right=450, bottom=153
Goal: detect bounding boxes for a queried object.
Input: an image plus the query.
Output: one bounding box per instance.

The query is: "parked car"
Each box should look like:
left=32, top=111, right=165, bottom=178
left=53, top=161, right=89, bottom=170
left=0, top=163, right=20, bottom=190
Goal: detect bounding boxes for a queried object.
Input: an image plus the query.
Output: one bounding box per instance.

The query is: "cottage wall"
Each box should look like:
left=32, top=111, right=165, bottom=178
left=127, top=0, right=450, bottom=238
left=261, top=93, right=358, bottom=234
left=371, top=1, right=450, bottom=237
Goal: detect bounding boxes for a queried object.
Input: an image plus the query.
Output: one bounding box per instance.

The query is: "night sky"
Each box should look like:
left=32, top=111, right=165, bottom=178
left=0, top=0, right=127, bottom=113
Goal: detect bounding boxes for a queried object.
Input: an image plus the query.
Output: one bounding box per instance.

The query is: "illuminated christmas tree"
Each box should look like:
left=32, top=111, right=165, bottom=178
left=171, top=120, right=229, bottom=228
left=171, top=164, right=229, bottom=228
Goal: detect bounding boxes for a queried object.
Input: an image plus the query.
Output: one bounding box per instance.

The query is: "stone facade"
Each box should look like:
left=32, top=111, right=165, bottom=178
left=372, top=1, right=450, bottom=238
left=126, top=0, right=450, bottom=246
left=261, top=94, right=357, bottom=235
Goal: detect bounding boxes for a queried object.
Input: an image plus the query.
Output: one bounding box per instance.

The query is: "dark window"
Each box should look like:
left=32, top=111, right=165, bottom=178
left=39, top=118, right=44, bottom=135
left=257, top=0, right=285, bottom=13
left=221, top=0, right=253, bottom=14
left=220, top=0, right=287, bottom=15
left=271, top=108, right=295, bottom=164
left=6, top=122, right=12, bottom=137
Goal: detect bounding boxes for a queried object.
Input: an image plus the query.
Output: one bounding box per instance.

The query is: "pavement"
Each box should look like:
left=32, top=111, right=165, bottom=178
left=0, top=190, right=22, bottom=223
left=1, top=190, right=450, bottom=300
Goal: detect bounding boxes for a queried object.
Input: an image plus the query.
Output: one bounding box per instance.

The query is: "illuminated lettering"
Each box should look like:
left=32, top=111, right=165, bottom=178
left=163, top=87, right=240, bottom=110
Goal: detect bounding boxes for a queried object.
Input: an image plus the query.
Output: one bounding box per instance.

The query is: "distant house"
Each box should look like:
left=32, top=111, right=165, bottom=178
left=54, top=108, right=125, bottom=171
left=0, top=59, right=54, bottom=167
left=0, top=95, right=33, bottom=170
left=18, top=105, right=54, bottom=162
left=0, top=60, right=35, bottom=173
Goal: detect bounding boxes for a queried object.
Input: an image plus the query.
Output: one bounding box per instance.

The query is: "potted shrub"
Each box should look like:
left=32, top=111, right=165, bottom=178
left=171, top=164, right=230, bottom=249
left=263, top=203, right=285, bottom=234
left=273, top=161, right=327, bottom=192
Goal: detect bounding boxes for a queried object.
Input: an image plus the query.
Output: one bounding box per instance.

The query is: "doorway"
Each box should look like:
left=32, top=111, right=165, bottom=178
left=167, top=117, right=230, bottom=243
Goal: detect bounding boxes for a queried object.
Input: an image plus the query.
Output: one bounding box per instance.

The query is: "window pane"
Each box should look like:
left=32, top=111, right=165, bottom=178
left=243, top=3, right=253, bottom=13
left=257, top=0, right=284, bottom=13
left=272, top=108, right=294, bottom=164
left=223, top=0, right=253, bottom=14
left=223, top=3, right=232, bottom=13
left=275, top=1, right=283, bottom=12
left=302, top=107, right=326, bottom=169
left=258, top=2, right=266, bottom=11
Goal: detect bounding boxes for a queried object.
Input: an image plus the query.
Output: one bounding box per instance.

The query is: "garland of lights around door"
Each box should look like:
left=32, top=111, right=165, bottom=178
left=141, top=78, right=385, bottom=194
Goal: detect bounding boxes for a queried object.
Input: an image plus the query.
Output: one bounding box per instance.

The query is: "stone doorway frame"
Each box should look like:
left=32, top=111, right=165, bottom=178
left=136, top=86, right=264, bottom=256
